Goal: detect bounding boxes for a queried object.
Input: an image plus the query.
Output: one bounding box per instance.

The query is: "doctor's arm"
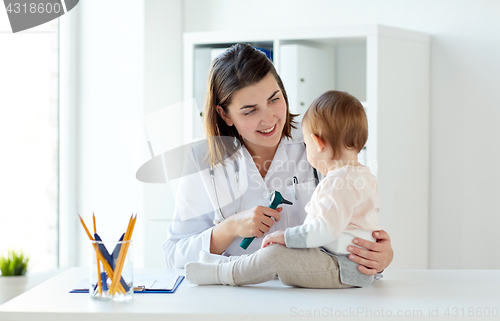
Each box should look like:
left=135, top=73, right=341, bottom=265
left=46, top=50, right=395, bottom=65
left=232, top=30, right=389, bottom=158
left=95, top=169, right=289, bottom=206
left=162, top=211, right=215, bottom=269
left=163, top=205, right=284, bottom=267
left=210, top=206, right=283, bottom=254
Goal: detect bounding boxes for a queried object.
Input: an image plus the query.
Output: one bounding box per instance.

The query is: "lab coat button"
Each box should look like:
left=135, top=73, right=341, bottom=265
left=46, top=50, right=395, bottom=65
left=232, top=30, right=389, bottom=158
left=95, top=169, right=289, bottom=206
left=263, top=192, right=270, bottom=199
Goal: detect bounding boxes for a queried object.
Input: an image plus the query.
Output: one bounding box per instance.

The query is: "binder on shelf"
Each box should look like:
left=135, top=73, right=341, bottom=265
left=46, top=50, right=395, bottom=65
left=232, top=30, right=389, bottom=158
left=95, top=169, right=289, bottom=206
left=254, top=47, right=273, bottom=61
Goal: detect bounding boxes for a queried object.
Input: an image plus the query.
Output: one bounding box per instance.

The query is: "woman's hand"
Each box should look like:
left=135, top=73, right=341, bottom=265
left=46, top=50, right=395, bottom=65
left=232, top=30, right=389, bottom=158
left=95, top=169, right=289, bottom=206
left=347, top=230, right=394, bottom=275
left=210, top=206, right=282, bottom=254
left=261, top=230, right=286, bottom=248
left=229, top=206, right=283, bottom=239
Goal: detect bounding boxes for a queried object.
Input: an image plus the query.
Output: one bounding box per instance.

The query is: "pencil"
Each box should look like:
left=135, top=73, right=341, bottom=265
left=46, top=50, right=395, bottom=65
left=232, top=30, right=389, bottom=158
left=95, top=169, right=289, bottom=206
left=109, top=214, right=134, bottom=294
left=78, top=214, right=93, bottom=240
left=93, top=213, right=102, bottom=294
left=109, top=214, right=136, bottom=295
left=78, top=214, right=125, bottom=294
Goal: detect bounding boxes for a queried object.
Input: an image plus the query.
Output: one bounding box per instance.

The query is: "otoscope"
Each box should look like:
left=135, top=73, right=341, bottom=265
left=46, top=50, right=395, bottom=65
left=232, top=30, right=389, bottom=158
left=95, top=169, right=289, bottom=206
left=239, top=191, right=293, bottom=250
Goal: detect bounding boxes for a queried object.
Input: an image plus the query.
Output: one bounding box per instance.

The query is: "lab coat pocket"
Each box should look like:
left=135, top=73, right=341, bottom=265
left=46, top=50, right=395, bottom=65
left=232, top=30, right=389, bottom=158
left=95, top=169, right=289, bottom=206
left=284, top=180, right=317, bottom=226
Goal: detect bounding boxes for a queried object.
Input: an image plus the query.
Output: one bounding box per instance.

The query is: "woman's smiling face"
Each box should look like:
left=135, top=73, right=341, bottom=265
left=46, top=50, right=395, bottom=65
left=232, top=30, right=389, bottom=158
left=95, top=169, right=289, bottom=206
left=218, top=72, right=287, bottom=155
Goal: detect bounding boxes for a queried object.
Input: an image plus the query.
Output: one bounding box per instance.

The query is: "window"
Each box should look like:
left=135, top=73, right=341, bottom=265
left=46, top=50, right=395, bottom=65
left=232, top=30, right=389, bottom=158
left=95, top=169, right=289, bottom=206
left=0, top=17, right=59, bottom=272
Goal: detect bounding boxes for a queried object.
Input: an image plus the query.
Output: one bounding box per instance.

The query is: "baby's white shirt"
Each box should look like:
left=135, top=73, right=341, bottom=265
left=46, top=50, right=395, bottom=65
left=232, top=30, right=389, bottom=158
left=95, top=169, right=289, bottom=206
left=284, top=165, right=382, bottom=255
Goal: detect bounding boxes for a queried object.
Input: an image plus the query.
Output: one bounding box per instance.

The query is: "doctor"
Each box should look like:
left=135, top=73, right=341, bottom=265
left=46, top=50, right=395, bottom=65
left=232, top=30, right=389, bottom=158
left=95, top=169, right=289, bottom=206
left=163, top=43, right=393, bottom=275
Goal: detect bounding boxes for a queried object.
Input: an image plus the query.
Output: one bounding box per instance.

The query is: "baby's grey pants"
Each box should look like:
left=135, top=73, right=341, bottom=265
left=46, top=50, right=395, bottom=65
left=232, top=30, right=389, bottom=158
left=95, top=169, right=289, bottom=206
left=231, top=244, right=355, bottom=289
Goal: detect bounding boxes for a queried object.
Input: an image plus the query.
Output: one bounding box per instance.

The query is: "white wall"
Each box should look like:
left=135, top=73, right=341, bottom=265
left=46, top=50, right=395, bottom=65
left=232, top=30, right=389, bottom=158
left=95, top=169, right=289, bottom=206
left=70, top=0, right=146, bottom=266
left=143, top=0, right=183, bottom=268
left=183, top=0, right=500, bottom=269
left=66, top=0, right=183, bottom=268
left=68, top=0, right=500, bottom=269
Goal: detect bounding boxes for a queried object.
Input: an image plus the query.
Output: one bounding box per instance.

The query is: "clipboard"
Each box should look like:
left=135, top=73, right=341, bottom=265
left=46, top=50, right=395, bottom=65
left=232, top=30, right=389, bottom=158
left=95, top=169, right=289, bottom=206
left=138, top=275, right=184, bottom=293
left=70, top=275, right=184, bottom=294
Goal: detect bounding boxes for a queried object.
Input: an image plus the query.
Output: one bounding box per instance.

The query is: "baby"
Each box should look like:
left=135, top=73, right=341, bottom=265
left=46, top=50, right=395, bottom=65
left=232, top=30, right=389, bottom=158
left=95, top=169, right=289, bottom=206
left=185, top=90, right=381, bottom=288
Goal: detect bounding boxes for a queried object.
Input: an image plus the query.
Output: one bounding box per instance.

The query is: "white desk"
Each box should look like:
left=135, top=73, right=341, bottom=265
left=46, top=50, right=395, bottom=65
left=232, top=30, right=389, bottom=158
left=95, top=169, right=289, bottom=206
left=0, top=269, right=63, bottom=305
left=0, top=268, right=498, bottom=320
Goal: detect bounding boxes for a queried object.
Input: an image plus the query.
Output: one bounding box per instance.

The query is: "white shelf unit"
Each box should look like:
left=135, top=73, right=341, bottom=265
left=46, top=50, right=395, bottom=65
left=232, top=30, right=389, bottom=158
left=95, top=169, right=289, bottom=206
left=183, top=25, right=430, bottom=269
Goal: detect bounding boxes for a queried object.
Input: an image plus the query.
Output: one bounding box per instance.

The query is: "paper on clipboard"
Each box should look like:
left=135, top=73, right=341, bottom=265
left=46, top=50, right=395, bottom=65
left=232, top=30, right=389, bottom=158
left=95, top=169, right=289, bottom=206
left=134, top=274, right=180, bottom=291
left=71, top=274, right=183, bottom=292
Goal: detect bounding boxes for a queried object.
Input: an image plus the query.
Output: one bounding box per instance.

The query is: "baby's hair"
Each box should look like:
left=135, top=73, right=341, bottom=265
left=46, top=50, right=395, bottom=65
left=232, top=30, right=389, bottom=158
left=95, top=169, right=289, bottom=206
left=302, top=90, right=368, bottom=159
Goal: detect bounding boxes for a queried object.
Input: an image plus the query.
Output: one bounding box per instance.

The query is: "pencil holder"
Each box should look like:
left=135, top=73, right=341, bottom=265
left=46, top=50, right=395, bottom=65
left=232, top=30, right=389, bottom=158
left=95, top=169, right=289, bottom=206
left=89, top=239, right=134, bottom=301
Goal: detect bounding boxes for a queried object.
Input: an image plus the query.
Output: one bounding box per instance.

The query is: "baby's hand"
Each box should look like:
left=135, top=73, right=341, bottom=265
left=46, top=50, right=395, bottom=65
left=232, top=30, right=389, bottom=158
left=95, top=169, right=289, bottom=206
left=261, top=230, right=286, bottom=248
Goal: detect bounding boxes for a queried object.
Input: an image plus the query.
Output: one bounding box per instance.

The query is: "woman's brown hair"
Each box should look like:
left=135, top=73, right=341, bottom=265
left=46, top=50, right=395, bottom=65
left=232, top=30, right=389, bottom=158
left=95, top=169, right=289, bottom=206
left=302, top=90, right=368, bottom=159
left=203, top=43, right=297, bottom=165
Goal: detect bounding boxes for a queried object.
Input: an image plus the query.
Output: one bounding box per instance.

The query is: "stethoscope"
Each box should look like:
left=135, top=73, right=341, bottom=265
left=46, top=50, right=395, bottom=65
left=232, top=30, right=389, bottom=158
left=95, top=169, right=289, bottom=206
left=209, top=159, right=319, bottom=225
left=209, top=160, right=239, bottom=225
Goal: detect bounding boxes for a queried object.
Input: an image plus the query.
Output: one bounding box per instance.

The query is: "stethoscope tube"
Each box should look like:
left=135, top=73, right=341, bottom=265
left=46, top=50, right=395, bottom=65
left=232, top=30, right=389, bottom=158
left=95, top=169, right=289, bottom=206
left=210, top=160, right=239, bottom=225
left=210, top=159, right=318, bottom=230
left=209, top=165, right=226, bottom=225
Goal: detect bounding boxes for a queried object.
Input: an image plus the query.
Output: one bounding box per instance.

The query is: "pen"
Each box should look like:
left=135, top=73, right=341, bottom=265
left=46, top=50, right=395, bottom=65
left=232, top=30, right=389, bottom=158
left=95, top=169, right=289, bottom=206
left=293, top=176, right=299, bottom=200
left=94, top=233, right=130, bottom=292
left=111, top=233, right=126, bottom=268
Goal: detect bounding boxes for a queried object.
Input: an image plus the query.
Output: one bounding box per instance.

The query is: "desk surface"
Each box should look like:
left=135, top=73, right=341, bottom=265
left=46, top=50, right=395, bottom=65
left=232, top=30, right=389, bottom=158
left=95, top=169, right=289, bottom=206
left=0, top=268, right=499, bottom=321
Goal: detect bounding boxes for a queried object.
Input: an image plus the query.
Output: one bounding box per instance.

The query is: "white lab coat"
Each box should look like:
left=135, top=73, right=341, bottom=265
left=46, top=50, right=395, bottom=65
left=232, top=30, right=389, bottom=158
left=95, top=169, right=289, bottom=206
left=162, top=127, right=320, bottom=268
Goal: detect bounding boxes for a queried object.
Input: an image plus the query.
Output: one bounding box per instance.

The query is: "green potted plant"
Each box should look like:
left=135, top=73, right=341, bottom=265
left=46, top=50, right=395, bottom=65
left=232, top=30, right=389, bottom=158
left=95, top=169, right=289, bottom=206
left=0, top=250, right=29, bottom=276
left=0, top=250, right=30, bottom=304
